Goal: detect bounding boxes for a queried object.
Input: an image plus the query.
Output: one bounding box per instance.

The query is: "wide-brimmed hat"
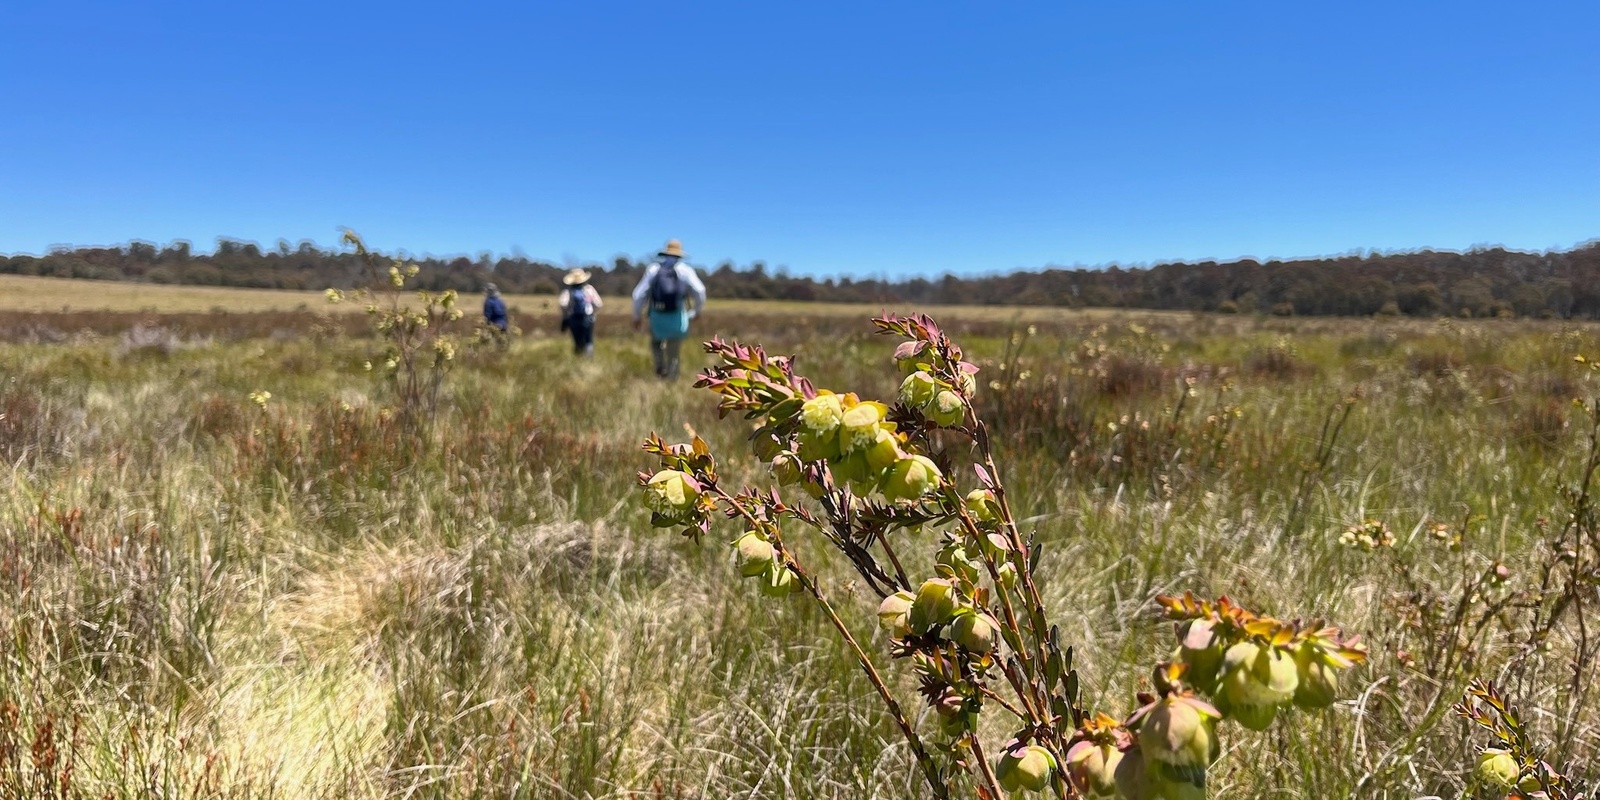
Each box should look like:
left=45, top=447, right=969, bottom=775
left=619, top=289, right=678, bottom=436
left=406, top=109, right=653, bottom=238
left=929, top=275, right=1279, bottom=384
left=658, top=239, right=685, bottom=258
left=484, top=283, right=499, bottom=295
left=562, top=268, right=591, bottom=286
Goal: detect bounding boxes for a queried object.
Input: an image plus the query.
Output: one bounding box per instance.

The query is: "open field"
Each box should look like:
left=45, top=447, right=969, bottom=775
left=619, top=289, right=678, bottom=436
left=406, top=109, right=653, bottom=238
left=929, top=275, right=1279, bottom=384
left=1, top=277, right=1598, bottom=798
left=0, top=274, right=1186, bottom=322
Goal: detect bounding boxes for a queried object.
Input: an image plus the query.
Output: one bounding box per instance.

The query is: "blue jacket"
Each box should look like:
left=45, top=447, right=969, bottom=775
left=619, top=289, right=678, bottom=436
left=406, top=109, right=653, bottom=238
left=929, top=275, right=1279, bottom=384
left=483, top=295, right=507, bottom=329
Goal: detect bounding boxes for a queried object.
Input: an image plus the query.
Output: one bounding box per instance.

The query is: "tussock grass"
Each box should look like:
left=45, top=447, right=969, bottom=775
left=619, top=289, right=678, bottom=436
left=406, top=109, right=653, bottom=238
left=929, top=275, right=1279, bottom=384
left=1, top=303, right=1598, bottom=797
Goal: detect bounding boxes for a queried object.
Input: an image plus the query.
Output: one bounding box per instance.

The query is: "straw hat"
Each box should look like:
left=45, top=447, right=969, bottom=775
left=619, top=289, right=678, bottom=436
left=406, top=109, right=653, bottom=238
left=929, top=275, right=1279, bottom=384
left=562, top=268, right=591, bottom=286
left=658, top=239, right=685, bottom=258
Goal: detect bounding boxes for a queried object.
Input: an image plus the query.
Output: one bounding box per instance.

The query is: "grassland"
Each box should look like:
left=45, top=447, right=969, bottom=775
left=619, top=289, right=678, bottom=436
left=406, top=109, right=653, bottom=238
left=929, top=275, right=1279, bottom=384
left=1, top=280, right=1597, bottom=798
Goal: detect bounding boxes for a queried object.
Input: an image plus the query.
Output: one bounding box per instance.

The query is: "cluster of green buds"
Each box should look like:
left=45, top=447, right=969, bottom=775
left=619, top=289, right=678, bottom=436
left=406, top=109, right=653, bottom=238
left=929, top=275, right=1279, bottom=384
left=1158, top=593, right=1367, bottom=730
left=795, top=390, right=944, bottom=502
left=894, top=339, right=978, bottom=429
left=1455, top=680, right=1582, bottom=800
left=732, top=526, right=800, bottom=596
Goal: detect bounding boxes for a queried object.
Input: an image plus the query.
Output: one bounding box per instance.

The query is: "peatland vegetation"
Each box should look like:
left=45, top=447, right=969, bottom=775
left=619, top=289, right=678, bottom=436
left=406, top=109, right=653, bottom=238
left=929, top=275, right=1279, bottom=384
left=8, top=236, right=1600, bottom=318
left=1, top=280, right=1597, bottom=798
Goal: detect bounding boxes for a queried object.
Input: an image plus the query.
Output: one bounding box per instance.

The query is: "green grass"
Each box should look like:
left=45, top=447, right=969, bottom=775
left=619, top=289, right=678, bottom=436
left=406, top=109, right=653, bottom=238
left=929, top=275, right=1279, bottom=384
left=1, top=298, right=1597, bottom=798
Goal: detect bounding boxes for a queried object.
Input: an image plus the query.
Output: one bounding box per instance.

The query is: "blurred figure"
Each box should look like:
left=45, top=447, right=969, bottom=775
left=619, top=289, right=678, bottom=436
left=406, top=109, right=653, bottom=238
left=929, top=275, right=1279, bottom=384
left=558, top=268, right=602, bottom=356
left=632, top=239, right=707, bottom=379
left=483, top=283, right=509, bottom=349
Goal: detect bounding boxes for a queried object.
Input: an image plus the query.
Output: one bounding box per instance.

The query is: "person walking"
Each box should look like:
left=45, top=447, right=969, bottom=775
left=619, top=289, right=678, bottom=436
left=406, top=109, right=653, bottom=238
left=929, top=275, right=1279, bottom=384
left=483, top=283, right=509, bottom=349
left=558, top=268, right=602, bottom=356
left=631, top=239, right=707, bottom=380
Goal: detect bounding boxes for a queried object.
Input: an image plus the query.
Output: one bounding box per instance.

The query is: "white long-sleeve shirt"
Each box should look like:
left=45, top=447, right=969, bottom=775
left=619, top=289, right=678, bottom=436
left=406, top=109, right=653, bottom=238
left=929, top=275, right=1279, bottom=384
left=631, top=260, right=708, bottom=319
left=557, top=284, right=603, bottom=312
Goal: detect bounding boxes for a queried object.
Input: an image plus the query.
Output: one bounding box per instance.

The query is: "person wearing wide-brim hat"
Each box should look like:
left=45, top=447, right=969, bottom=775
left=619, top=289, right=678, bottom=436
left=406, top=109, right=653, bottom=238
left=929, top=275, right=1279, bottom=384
left=558, top=268, right=603, bottom=357
left=631, top=239, right=707, bottom=380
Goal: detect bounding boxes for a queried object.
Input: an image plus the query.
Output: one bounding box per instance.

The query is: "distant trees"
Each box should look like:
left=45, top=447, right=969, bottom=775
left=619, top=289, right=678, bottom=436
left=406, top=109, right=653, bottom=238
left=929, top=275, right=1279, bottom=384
left=3, top=238, right=1600, bottom=318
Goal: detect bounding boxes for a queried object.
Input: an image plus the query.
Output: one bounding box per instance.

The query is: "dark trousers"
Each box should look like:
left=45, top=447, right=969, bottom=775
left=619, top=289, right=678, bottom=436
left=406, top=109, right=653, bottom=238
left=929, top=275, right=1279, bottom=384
left=651, top=336, right=683, bottom=378
left=567, top=316, right=595, bottom=356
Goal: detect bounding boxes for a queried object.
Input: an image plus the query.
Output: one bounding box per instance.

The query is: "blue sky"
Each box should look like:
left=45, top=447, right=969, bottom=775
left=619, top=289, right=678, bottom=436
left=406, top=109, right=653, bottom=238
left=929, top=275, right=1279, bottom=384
left=3, top=1, right=1597, bottom=278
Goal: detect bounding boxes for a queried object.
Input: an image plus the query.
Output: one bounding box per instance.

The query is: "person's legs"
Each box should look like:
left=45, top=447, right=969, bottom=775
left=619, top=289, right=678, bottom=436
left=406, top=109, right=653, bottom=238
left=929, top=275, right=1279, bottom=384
left=576, top=318, right=595, bottom=356
left=651, top=337, right=668, bottom=377
left=663, top=337, right=683, bottom=379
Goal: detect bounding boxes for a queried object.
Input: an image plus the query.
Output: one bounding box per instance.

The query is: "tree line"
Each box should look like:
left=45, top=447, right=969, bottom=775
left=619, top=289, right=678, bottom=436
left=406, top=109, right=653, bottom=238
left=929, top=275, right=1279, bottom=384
left=6, top=237, right=1600, bottom=318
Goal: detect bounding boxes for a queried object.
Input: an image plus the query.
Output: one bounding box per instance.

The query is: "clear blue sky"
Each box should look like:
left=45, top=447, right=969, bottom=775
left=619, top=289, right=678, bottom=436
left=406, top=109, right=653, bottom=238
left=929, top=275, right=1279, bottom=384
left=4, top=1, right=1598, bottom=278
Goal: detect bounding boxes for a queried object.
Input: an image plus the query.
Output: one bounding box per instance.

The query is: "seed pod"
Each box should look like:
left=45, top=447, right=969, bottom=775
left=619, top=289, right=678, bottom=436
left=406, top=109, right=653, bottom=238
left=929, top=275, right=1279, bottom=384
left=1475, top=748, right=1519, bottom=790
left=876, top=591, right=915, bottom=636
left=949, top=611, right=998, bottom=654
left=899, top=370, right=940, bottom=410
left=928, top=390, right=966, bottom=427
left=733, top=531, right=775, bottom=577
left=643, top=470, right=701, bottom=517
left=996, top=744, right=1056, bottom=793
left=908, top=578, right=959, bottom=634
left=1065, top=740, right=1123, bottom=797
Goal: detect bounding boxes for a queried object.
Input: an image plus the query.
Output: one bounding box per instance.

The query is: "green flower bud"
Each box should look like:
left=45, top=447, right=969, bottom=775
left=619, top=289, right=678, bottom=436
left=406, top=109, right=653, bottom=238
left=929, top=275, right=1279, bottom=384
left=1292, top=645, right=1339, bottom=709
left=928, top=390, right=966, bottom=427
left=1175, top=619, right=1225, bottom=695
left=950, top=611, right=998, bottom=653
left=996, top=561, right=1019, bottom=589
left=1113, top=747, right=1151, bottom=800
left=966, top=488, right=1001, bottom=523
left=1226, top=700, right=1278, bottom=731
left=959, top=370, right=978, bottom=397
left=759, top=563, right=799, bottom=597
left=1136, top=695, right=1221, bottom=768
left=996, top=744, right=1056, bottom=793
left=894, top=340, right=931, bottom=374
left=1475, top=748, right=1519, bottom=790
left=831, top=450, right=870, bottom=487
left=876, top=590, right=915, bottom=636
left=796, top=426, right=841, bottom=463
left=839, top=401, right=888, bottom=453
left=936, top=541, right=982, bottom=583
left=1517, top=767, right=1543, bottom=794
left=1219, top=641, right=1298, bottom=728
left=643, top=470, right=700, bottom=517
left=863, top=427, right=903, bottom=474
left=770, top=451, right=803, bottom=486
left=800, top=392, right=844, bottom=435
left=883, top=455, right=943, bottom=503
left=899, top=371, right=939, bottom=409
left=1065, top=741, right=1123, bottom=798
left=908, top=578, right=959, bottom=634
left=733, top=531, right=775, bottom=577
left=934, top=688, right=966, bottom=719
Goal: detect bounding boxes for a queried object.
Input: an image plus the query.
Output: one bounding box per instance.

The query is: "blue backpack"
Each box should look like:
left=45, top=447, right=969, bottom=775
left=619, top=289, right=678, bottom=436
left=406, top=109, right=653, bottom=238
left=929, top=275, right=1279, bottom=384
left=650, top=264, right=684, bottom=312
left=564, top=286, right=594, bottom=321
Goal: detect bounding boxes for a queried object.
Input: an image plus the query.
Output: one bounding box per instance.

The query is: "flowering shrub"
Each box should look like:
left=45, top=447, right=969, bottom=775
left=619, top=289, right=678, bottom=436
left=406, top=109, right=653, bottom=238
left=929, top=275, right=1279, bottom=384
left=637, top=314, right=1369, bottom=798
left=326, top=230, right=466, bottom=430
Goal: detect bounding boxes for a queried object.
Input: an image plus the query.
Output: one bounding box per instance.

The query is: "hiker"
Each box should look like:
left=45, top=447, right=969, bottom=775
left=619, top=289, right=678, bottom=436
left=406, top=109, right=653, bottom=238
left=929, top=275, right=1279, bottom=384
left=558, top=268, right=602, bottom=356
left=631, top=239, right=707, bottom=380
left=483, top=283, right=509, bottom=346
